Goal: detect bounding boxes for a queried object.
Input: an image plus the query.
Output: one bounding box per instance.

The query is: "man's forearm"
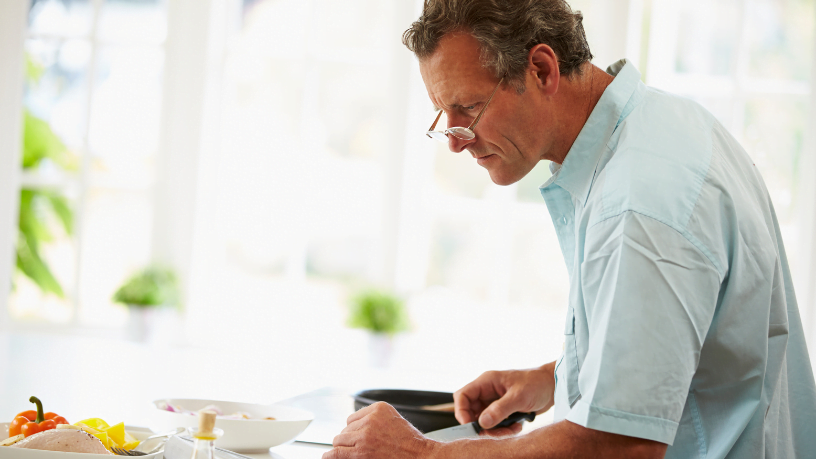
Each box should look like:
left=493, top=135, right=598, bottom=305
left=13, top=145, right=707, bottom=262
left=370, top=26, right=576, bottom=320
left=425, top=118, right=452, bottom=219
left=429, top=420, right=667, bottom=459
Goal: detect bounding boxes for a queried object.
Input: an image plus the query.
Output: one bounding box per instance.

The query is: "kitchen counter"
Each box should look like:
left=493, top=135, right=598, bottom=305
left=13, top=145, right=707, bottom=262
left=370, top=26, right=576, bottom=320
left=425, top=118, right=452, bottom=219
left=0, top=330, right=553, bottom=458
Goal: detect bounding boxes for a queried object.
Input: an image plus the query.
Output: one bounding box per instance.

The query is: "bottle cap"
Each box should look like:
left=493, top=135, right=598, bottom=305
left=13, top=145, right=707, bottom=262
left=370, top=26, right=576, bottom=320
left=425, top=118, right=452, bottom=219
left=197, top=409, right=217, bottom=437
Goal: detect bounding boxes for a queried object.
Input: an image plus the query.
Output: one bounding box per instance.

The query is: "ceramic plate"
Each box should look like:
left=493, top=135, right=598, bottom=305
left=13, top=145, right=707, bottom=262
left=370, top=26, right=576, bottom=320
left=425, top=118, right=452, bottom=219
left=0, top=424, right=160, bottom=458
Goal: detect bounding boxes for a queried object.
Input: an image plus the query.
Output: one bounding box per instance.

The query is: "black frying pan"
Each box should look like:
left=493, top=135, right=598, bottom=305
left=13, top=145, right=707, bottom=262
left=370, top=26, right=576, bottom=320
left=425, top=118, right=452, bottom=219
left=352, top=389, right=460, bottom=433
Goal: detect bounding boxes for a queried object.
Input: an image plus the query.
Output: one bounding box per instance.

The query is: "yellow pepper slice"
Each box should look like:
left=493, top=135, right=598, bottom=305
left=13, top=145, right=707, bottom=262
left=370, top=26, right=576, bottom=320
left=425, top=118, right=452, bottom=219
left=102, top=422, right=125, bottom=447
left=122, top=439, right=140, bottom=450
left=89, top=431, right=111, bottom=450
left=76, top=418, right=109, bottom=431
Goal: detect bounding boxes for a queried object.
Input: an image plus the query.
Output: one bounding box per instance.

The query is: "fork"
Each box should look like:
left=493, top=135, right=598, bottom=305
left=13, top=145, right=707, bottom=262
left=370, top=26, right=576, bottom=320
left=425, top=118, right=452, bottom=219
left=111, top=427, right=186, bottom=456
left=111, top=446, right=148, bottom=456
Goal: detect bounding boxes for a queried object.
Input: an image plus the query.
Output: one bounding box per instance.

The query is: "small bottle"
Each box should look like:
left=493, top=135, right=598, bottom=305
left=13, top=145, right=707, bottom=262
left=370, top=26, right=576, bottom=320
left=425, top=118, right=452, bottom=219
left=189, top=410, right=223, bottom=459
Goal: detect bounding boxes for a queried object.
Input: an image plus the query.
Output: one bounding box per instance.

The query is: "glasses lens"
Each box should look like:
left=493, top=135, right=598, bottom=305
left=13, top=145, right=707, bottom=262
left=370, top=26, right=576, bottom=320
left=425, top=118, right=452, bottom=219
left=426, top=131, right=449, bottom=142
left=447, top=127, right=475, bottom=141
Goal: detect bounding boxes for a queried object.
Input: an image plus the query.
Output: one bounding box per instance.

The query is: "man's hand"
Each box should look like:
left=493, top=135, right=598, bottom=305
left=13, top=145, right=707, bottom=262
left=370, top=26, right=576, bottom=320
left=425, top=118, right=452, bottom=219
left=323, top=402, right=438, bottom=459
left=454, top=361, right=556, bottom=429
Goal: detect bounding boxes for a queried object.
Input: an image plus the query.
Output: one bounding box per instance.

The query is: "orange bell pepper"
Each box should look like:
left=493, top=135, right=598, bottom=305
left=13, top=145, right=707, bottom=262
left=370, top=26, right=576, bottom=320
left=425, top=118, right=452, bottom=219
left=21, top=421, right=42, bottom=437
left=15, top=410, right=37, bottom=421
left=12, top=397, right=67, bottom=438
left=44, top=412, right=68, bottom=425
left=8, top=416, right=29, bottom=437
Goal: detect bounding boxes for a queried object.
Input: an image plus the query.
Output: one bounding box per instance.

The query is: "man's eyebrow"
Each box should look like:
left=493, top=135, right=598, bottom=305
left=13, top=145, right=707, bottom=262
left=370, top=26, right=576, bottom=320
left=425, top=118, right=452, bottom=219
left=432, top=102, right=471, bottom=112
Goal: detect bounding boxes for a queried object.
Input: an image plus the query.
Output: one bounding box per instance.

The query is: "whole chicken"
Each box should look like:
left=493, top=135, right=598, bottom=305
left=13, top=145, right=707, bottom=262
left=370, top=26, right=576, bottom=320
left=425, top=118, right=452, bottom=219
left=9, top=428, right=112, bottom=454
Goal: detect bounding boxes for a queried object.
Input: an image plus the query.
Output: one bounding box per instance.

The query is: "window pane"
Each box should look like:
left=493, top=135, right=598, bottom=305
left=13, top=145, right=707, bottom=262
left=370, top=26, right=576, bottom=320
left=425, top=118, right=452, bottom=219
left=508, top=223, right=569, bottom=309
left=313, top=0, right=393, bottom=53
left=433, top=141, right=495, bottom=199
left=742, top=95, right=807, bottom=225
left=689, top=96, right=735, bottom=128
left=239, top=0, right=310, bottom=59
left=77, top=188, right=153, bottom=327
left=308, top=237, right=375, bottom=280
left=427, top=217, right=493, bottom=300
left=98, top=0, right=168, bottom=44
left=29, top=0, right=92, bottom=38
left=515, top=160, right=553, bottom=203
left=674, top=0, right=741, bottom=75
left=219, top=54, right=306, bottom=271
left=318, top=64, right=389, bottom=159
left=88, top=45, right=164, bottom=183
left=746, top=0, right=815, bottom=82
left=25, top=38, right=90, bottom=157
left=304, top=159, right=384, bottom=279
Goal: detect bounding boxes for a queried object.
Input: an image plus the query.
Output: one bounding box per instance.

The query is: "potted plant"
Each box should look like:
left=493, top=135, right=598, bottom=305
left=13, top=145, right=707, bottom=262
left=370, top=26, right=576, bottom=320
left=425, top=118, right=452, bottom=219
left=112, top=265, right=180, bottom=342
left=347, top=288, right=410, bottom=368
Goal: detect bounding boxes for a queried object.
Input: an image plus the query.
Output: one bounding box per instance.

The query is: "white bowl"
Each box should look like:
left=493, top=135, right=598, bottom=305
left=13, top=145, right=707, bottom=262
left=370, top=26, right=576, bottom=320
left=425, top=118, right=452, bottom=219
left=151, top=398, right=313, bottom=453
left=0, top=424, right=160, bottom=459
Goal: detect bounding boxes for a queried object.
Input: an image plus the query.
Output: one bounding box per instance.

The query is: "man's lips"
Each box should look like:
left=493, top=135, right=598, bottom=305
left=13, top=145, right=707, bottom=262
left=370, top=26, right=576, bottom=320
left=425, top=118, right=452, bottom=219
left=476, top=154, right=497, bottom=166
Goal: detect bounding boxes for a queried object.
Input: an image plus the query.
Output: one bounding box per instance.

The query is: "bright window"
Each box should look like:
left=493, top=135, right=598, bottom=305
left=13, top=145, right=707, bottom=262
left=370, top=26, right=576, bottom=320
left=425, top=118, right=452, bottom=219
left=11, top=0, right=167, bottom=327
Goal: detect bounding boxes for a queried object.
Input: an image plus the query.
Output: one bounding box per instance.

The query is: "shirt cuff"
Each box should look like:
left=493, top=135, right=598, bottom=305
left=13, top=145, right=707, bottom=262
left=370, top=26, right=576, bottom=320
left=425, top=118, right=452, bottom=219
left=566, top=399, right=679, bottom=445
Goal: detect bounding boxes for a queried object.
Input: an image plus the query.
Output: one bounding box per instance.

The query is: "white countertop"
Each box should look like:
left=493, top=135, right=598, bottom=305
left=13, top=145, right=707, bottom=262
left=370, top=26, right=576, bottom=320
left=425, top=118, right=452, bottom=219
left=0, top=330, right=445, bottom=459
left=0, top=330, right=554, bottom=458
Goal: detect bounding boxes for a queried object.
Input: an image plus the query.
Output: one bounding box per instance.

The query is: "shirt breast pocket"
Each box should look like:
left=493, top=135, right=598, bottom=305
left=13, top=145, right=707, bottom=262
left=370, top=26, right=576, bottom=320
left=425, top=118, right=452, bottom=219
left=563, top=306, right=582, bottom=407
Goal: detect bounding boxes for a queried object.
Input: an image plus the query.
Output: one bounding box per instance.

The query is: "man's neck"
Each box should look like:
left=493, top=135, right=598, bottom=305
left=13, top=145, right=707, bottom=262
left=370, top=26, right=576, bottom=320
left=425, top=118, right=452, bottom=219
left=549, top=63, right=614, bottom=165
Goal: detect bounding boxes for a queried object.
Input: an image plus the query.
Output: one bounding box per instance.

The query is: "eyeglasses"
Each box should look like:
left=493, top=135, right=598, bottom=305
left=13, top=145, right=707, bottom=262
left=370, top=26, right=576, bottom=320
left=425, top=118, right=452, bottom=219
left=426, top=77, right=504, bottom=142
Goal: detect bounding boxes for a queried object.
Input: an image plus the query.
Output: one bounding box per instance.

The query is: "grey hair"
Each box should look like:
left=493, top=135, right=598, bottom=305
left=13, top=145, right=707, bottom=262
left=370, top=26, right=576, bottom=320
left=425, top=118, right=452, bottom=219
left=402, top=0, right=593, bottom=93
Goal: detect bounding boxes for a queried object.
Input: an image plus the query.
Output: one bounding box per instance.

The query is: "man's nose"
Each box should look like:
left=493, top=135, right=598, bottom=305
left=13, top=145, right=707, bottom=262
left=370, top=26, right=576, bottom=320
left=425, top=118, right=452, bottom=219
left=447, top=117, right=476, bottom=153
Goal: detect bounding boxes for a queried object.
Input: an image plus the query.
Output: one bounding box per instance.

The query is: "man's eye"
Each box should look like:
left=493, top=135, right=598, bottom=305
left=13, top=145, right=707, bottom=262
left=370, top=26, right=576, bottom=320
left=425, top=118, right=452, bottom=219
left=463, top=105, right=477, bottom=111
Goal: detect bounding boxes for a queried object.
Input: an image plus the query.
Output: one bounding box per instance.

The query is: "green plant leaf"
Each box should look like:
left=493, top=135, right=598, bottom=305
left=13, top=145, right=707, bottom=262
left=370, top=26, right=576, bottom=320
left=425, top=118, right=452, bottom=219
left=347, top=289, right=409, bottom=335
left=21, top=110, right=77, bottom=171
left=112, top=266, right=181, bottom=308
left=15, top=233, right=64, bottom=298
left=18, top=189, right=54, bottom=248
left=44, top=192, right=73, bottom=235
left=25, top=54, right=44, bottom=84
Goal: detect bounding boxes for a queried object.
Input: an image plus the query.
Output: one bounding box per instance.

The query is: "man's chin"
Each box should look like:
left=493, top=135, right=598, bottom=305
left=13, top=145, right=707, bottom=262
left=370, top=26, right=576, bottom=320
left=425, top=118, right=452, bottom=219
left=483, top=162, right=531, bottom=186
left=486, top=169, right=521, bottom=186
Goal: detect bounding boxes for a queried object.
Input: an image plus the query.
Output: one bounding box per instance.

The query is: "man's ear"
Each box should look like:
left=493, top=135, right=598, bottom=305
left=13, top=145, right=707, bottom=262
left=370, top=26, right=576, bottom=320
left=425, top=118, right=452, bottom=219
left=528, top=44, right=560, bottom=96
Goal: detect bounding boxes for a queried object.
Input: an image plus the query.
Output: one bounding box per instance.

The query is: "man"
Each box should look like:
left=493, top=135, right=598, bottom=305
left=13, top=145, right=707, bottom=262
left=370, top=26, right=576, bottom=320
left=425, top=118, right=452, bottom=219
left=324, top=0, right=816, bottom=458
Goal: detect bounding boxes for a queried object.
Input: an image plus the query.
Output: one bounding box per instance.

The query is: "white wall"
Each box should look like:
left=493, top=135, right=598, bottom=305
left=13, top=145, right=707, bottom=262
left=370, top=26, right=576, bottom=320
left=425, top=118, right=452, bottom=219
left=0, top=0, right=28, bottom=331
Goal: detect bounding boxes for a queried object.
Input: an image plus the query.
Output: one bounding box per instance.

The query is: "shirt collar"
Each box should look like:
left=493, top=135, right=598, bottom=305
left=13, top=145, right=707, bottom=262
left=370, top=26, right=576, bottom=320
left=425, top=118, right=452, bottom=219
left=541, top=59, right=642, bottom=204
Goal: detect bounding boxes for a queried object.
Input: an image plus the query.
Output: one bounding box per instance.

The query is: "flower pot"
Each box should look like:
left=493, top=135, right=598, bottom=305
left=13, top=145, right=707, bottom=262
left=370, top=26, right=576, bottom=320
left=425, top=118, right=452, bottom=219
left=368, top=333, right=395, bottom=368
left=126, top=305, right=155, bottom=342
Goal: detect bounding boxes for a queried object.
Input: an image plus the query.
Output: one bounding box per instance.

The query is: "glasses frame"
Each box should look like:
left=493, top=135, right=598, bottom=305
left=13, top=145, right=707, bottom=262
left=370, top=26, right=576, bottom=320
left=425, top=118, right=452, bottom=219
left=426, top=77, right=504, bottom=142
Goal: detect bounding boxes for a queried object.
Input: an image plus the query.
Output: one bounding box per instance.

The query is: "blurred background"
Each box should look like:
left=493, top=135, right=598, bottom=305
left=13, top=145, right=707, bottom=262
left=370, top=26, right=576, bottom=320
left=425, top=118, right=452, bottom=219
left=0, top=0, right=815, bottom=428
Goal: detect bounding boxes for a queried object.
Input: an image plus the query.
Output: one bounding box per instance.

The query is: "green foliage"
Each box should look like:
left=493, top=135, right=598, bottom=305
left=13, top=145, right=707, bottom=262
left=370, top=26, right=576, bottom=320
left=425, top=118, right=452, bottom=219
left=25, top=53, right=44, bottom=83
left=22, top=110, right=76, bottom=170
left=112, top=266, right=181, bottom=308
left=347, top=289, right=409, bottom=335
left=15, top=53, right=78, bottom=298
left=16, top=189, right=71, bottom=297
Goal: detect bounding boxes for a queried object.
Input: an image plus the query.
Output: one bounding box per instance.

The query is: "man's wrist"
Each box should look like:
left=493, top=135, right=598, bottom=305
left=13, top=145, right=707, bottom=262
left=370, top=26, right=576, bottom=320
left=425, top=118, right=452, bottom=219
left=424, top=438, right=446, bottom=459
left=542, top=360, right=557, bottom=372
left=540, top=360, right=557, bottom=384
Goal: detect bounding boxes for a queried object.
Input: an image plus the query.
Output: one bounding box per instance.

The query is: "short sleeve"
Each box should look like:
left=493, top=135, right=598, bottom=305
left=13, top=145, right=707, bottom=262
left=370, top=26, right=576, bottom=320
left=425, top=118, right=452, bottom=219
left=566, top=211, right=721, bottom=444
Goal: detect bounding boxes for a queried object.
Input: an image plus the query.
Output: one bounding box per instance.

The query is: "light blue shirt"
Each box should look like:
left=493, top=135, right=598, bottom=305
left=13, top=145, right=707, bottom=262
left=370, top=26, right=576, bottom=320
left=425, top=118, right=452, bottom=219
left=545, top=60, right=816, bottom=458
